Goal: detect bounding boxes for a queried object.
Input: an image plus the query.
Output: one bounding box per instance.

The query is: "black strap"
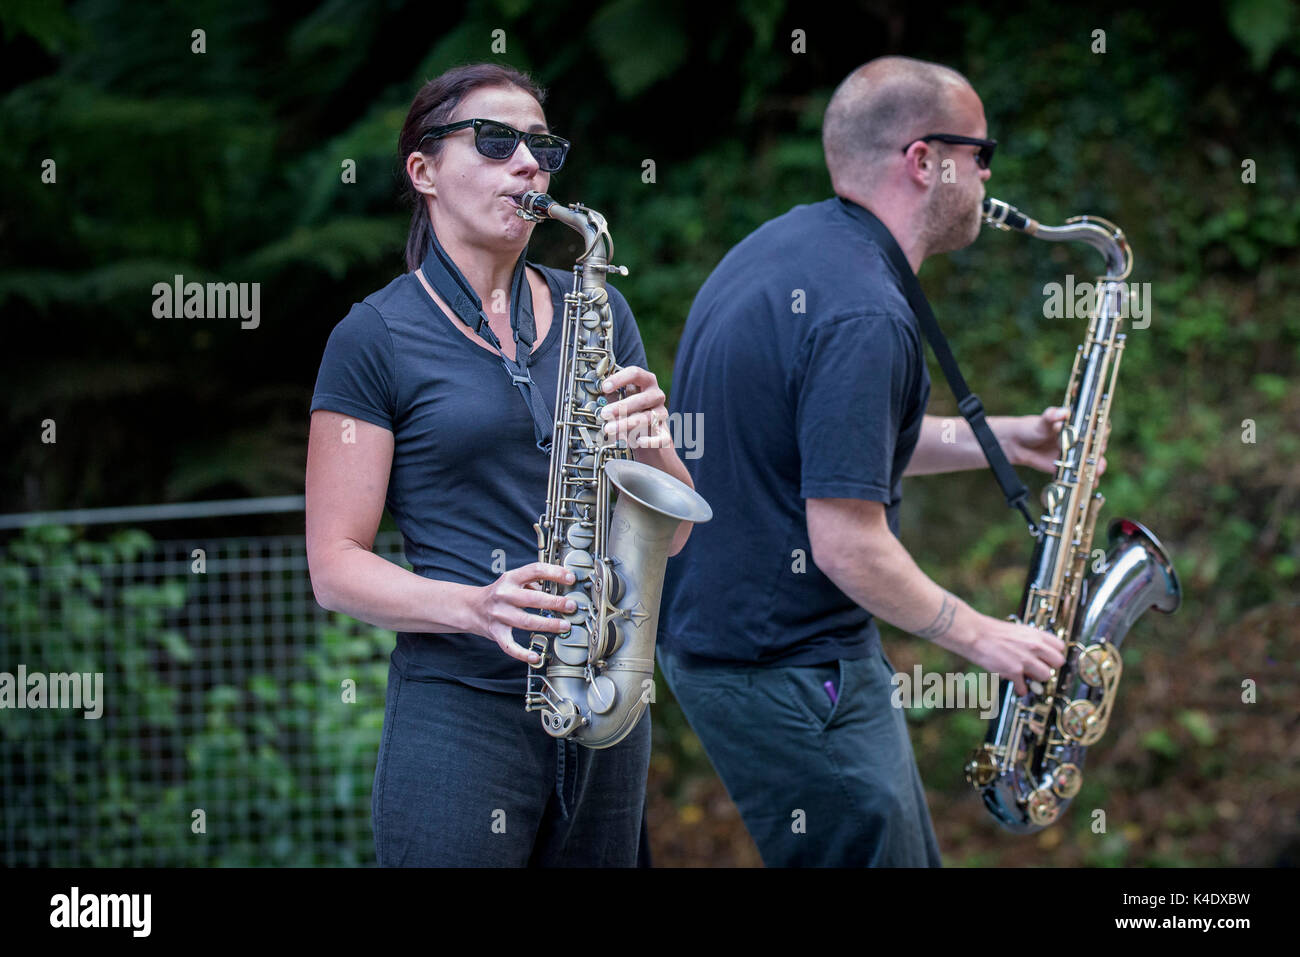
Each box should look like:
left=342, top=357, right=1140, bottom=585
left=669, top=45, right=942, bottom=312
left=420, top=231, right=554, bottom=452
left=837, top=197, right=1040, bottom=537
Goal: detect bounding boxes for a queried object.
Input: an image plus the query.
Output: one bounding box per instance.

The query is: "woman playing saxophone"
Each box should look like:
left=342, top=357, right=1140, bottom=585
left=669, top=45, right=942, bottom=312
left=304, top=63, right=699, bottom=866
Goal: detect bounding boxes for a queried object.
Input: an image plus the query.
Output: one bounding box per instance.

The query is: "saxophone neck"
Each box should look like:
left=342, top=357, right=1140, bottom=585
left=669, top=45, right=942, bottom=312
left=513, top=191, right=626, bottom=288
left=982, top=197, right=1133, bottom=281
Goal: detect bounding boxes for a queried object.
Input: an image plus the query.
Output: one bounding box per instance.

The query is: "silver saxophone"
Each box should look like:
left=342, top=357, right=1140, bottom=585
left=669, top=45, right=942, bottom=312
left=512, top=190, right=712, bottom=749
left=964, top=197, right=1183, bottom=832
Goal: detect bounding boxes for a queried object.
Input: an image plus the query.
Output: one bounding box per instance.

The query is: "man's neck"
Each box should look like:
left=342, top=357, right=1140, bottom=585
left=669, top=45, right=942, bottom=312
left=838, top=190, right=928, bottom=274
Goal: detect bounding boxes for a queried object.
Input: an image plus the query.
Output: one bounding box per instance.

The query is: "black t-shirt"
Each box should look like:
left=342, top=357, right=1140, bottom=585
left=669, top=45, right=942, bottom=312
left=659, top=197, right=931, bottom=666
left=310, top=263, right=648, bottom=693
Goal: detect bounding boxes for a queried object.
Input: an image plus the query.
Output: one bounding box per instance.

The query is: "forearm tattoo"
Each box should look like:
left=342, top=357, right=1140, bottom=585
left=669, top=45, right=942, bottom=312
left=916, top=591, right=957, bottom=640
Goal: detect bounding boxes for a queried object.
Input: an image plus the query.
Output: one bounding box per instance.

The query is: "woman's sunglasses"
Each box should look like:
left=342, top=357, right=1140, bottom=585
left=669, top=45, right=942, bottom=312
left=419, top=118, right=571, bottom=172
left=901, top=133, right=997, bottom=171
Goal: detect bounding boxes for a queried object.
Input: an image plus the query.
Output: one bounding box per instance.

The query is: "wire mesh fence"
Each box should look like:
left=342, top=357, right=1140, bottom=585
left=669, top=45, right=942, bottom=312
left=0, top=519, right=408, bottom=866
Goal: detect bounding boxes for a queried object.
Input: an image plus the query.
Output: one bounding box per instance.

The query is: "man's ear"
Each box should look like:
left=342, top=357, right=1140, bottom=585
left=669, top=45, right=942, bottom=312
left=905, top=143, right=938, bottom=188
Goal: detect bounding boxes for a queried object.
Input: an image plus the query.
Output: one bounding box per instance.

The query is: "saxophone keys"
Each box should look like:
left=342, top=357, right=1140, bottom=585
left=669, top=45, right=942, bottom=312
left=1041, top=483, right=1064, bottom=512
left=601, top=562, right=626, bottom=605
left=587, top=674, right=617, bottom=714
left=542, top=702, right=582, bottom=737
left=526, top=634, right=550, bottom=669
left=1058, top=424, right=1077, bottom=454
left=1027, top=788, right=1060, bottom=827
left=581, top=309, right=602, bottom=329
left=1057, top=699, right=1097, bottom=741
left=564, top=549, right=595, bottom=581
left=1051, top=762, right=1083, bottom=798
left=562, top=589, right=591, bottom=623
left=566, top=523, right=595, bottom=550
left=1076, top=643, right=1118, bottom=687
left=964, top=746, right=999, bottom=788
left=553, top=625, right=590, bottom=665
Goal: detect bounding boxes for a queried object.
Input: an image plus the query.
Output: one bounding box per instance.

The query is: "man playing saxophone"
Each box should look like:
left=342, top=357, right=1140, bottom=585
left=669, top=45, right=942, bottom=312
left=658, top=56, right=1070, bottom=866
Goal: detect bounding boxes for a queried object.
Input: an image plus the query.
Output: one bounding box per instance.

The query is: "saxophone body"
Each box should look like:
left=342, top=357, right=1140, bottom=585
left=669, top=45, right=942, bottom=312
left=513, top=190, right=712, bottom=749
left=964, top=198, right=1182, bottom=832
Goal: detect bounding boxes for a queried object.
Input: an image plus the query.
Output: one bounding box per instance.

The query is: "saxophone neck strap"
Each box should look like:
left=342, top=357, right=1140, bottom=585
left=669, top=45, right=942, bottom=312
left=420, top=230, right=553, bottom=452
left=837, top=197, right=1039, bottom=537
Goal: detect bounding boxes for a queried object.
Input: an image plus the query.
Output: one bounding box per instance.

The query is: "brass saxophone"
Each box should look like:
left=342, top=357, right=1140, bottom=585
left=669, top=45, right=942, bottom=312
left=964, top=197, right=1182, bottom=832
left=512, top=190, right=712, bottom=749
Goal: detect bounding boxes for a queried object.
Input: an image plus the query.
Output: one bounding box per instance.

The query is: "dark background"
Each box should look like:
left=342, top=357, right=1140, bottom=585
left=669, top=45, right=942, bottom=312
left=2, top=0, right=1297, bottom=865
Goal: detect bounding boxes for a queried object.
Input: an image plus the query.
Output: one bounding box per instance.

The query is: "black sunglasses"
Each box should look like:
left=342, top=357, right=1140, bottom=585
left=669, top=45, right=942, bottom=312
left=419, top=118, right=570, bottom=172
left=902, top=133, right=997, bottom=170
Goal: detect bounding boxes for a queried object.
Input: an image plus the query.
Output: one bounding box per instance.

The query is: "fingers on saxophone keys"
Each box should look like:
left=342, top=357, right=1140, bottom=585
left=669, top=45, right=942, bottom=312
left=605, top=412, right=670, bottom=447
left=1026, top=659, right=1054, bottom=684
left=536, top=591, right=578, bottom=616
left=599, top=387, right=665, bottom=422
left=505, top=607, right=572, bottom=634
left=601, top=365, right=650, bottom=395
left=632, top=422, right=672, bottom=449
left=533, top=613, right=575, bottom=634
left=505, top=585, right=574, bottom=614
left=497, top=637, right=537, bottom=664
left=1042, top=634, right=1067, bottom=668
left=515, top=562, right=576, bottom=587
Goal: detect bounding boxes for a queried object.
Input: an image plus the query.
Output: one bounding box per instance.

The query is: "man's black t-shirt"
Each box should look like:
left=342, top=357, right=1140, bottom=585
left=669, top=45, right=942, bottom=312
left=659, top=197, right=931, bottom=666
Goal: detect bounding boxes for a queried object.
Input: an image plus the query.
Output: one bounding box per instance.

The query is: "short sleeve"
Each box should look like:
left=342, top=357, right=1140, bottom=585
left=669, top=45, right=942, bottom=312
left=607, top=283, right=649, bottom=372
left=309, top=302, right=397, bottom=430
left=795, top=311, right=915, bottom=501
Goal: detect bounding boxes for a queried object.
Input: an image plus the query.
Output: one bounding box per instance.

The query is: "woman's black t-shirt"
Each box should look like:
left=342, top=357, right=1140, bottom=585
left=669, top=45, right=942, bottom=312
left=310, top=263, right=649, bottom=693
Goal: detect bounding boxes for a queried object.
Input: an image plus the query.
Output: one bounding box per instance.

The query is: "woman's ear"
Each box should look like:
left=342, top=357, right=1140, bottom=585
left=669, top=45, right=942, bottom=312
left=406, top=151, right=437, bottom=198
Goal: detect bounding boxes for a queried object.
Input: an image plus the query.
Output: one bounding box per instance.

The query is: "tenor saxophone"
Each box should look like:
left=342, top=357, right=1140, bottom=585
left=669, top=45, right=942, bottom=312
left=512, top=190, right=712, bottom=749
left=964, top=198, right=1182, bottom=832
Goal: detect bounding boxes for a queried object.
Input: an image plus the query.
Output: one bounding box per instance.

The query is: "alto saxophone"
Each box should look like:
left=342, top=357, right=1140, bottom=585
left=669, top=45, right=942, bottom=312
left=512, top=190, right=712, bottom=749
left=964, top=197, right=1182, bottom=832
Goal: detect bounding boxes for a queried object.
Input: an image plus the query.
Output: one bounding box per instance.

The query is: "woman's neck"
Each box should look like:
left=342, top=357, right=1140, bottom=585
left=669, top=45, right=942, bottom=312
left=432, top=230, right=524, bottom=321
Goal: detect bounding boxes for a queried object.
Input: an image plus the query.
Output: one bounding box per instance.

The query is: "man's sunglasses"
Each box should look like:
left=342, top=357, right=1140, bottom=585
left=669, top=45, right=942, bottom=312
left=901, top=134, right=997, bottom=170
left=419, top=118, right=571, bottom=172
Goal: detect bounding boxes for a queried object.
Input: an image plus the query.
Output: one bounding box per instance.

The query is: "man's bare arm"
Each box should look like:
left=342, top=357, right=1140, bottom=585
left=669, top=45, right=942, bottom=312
left=805, top=497, right=1064, bottom=693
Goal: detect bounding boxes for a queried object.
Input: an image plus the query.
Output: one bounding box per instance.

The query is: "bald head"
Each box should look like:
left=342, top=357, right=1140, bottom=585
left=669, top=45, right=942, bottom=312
left=823, top=56, right=975, bottom=195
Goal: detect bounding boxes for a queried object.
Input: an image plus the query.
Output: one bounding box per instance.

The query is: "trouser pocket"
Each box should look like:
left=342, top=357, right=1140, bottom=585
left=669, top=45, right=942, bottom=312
left=780, top=660, right=845, bottom=732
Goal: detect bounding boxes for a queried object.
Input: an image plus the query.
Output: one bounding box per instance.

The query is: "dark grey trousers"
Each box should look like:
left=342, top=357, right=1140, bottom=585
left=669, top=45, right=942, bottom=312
left=658, top=644, right=942, bottom=867
left=372, top=657, right=651, bottom=866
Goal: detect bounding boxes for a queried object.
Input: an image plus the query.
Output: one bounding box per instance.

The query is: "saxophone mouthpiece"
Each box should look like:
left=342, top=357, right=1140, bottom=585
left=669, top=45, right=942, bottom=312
left=983, top=197, right=1037, bottom=234
left=513, top=190, right=554, bottom=222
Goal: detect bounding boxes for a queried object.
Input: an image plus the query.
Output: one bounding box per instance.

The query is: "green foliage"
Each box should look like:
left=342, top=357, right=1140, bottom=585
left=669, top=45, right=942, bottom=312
left=590, top=0, right=689, bottom=98
left=1227, top=0, right=1297, bottom=70
left=2, top=0, right=1297, bottom=867
left=0, top=525, right=388, bottom=866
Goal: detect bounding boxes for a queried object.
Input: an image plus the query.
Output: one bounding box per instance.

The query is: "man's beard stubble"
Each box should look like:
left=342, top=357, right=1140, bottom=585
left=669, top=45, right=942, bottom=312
left=921, top=178, right=984, bottom=257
